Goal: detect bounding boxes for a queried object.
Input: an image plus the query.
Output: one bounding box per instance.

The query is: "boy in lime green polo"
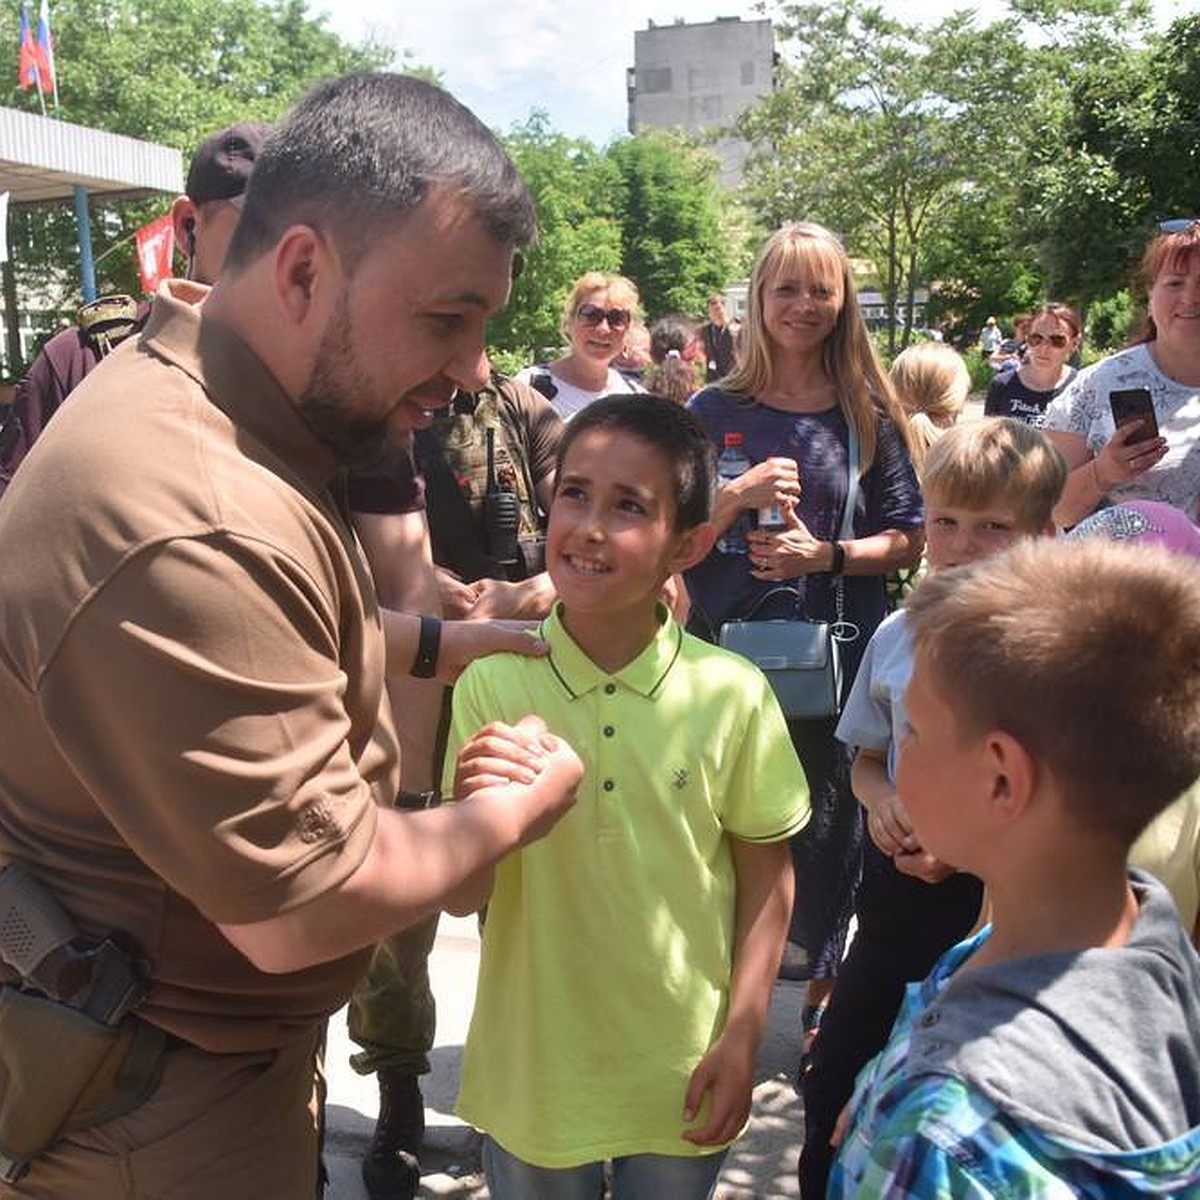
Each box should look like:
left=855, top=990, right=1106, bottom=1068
left=443, top=394, right=809, bottom=1198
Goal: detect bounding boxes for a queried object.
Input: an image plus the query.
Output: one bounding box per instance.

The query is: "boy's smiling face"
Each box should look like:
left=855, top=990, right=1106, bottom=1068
left=547, top=427, right=709, bottom=648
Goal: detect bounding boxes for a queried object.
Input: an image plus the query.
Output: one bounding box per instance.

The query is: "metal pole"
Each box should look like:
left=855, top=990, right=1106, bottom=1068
left=73, top=185, right=96, bottom=303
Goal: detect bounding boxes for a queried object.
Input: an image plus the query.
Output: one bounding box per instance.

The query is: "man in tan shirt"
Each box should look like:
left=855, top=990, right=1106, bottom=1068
left=0, top=72, right=580, bottom=1198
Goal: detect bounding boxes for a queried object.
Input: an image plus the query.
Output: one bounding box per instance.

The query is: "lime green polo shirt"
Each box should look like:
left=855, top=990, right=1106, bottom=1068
left=444, top=605, right=809, bottom=1166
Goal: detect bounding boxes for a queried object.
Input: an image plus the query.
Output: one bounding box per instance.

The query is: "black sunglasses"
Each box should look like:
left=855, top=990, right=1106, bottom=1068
left=1158, top=218, right=1200, bottom=234
left=576, top=303, right=631, bottom=330
left=1026, top=332, right=1069, bottom=349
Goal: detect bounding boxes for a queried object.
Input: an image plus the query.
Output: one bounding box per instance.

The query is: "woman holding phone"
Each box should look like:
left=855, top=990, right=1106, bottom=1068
left=1045, top=221, right=1200, bottom=525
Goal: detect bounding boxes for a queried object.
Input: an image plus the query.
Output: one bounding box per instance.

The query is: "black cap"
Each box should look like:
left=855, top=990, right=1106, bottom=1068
left=185, top=122, right=270, bottom=206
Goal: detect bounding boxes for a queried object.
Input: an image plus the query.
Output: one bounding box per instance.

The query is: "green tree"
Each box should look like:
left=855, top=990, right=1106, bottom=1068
left=487, top=112, right=622, bottom=363
left=738, top=3, right=1028, bottom=353
left=605, top=129, right=736, bottom=321
left=0, top=0, right=400, bottom=353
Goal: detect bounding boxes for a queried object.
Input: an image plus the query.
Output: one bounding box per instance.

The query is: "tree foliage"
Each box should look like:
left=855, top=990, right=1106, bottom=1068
left=0, top=0, right=397, bottom=334
left=607, top=129, right=735, bottom=321
left=738, top=0, right=1176, bottom=348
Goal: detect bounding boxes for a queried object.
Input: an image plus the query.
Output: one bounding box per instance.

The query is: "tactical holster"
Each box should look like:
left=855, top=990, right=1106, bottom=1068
left=0, top=990, right=165, bottom=1182
left=0, top=864, right=160, bottom=1182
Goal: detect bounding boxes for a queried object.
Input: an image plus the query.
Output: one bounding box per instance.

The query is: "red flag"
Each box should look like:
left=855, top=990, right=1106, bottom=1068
left=135, top=214, right=175, bottom=295
left=18, top=5, right=39, bottom=91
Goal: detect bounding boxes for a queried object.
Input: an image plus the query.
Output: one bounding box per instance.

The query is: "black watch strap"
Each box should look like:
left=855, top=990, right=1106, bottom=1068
left=395, top=789, right=441, bottom=811
left=829, top=541, right=846, bottom=576
left=409, top=615, right=441, bottom=678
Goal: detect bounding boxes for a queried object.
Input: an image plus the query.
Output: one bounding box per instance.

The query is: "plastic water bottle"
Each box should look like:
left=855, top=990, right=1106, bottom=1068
left=717, top=432, right=752, bottom=554
left=757, top=498, right=788, bottom=533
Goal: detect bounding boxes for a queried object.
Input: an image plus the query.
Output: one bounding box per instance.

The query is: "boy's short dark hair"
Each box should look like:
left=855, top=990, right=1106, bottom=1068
left=922, top=418, right=1066, bottom=531
left=906, top=538, right=1200, bottom=845
left=554, top=394, right=716, bottom=532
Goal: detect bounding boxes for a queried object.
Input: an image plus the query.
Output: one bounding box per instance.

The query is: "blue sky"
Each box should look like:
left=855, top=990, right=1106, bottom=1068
left=307, top=1, right=1191, bottom=147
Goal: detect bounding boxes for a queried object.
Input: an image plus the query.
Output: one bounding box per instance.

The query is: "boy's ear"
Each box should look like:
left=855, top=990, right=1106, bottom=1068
left=982, top=729, right=1037, bottom=823
left=669, top=521, right=718, bottom=573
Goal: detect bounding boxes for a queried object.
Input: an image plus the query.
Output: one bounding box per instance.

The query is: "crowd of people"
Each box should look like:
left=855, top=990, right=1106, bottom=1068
left=0, top=71, right=1198, bottom=1200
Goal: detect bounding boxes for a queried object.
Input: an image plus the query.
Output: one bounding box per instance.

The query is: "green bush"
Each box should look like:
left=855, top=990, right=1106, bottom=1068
left=1086, top=290, right=1137, bottom=353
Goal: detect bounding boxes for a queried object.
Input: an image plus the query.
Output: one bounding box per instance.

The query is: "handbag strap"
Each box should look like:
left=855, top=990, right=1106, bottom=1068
left=839, top=418, right=860, bottom=541
left=832, top=418, right=861, bottom=643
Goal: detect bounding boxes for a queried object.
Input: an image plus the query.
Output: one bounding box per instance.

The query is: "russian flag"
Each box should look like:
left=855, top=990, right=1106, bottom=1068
left=34, top=0, right=55, bottom=96
left=17, top=4, right=39, bottom=91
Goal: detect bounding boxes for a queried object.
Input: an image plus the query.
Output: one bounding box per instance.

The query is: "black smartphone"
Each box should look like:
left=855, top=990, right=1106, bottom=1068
left=1109, top=387, right=1159, bottom=443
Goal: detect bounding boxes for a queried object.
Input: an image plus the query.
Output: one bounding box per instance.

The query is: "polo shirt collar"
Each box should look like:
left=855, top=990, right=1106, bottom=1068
left=142, top=279, right=341, bottom=491
left=541, top=602, right=682, bottom=700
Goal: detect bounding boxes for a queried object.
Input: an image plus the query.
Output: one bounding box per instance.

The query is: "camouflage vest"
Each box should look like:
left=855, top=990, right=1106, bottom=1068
left=414, top=377, right=545, bottom=582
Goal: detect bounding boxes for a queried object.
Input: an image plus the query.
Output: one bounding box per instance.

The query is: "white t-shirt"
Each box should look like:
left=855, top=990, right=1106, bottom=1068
left=1043, top=344, right=1200, bottom=517
left=515, top=364, right=642, bottom=421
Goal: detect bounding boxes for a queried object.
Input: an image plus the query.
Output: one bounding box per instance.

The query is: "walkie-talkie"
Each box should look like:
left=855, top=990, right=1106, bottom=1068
left=483, top=426, right=520, bottom=566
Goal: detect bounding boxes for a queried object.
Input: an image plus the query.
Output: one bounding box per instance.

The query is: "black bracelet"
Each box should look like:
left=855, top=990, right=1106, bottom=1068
left=409, top=615, right=441, bottom=678
left=395, top=788, right=441, bottom=810
left=829, top=541, right=846, bottom=576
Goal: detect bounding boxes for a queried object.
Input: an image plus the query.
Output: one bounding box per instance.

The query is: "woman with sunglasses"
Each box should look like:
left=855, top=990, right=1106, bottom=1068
left=682, top=223, right=923, bottom=1179
left=984, top=302, right=1081, bottom=427
left=1045, top=222, right=1200, bottom=526
left=518, top=272, right=645, bottom=420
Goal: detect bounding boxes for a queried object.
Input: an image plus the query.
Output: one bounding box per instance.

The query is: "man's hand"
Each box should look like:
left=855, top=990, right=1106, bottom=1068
left=437, top=619, right=547, bottom=683
left=436, top=567, right=483, bottom=619
left=468, top=572, right=555, bottom=620
left=457, top=716, right=583, bottom=847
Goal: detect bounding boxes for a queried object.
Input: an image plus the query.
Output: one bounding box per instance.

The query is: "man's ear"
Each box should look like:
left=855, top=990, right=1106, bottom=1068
left=982, top=729, right=1036, bottom=823
left=273, top=224, right=338, bottom=327
left=169, top=195, right=198, bottom=266
left=670, top=521, right=718, bottom=573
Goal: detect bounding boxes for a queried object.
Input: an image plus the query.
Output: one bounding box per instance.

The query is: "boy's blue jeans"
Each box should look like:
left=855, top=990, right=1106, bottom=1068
left=482, top=1136, right=728, bottom=1199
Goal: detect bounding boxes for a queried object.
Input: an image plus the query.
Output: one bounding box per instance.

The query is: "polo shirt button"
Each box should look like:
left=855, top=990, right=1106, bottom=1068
left=603, top=725, right=615, bottom=737
left=603, top=779, right=615, bottom=792
left=604, top=683, right=617, bottom=695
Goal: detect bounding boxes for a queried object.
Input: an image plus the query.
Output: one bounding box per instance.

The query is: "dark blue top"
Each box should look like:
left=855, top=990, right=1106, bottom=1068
left=684, top=387, right=923, bottom=682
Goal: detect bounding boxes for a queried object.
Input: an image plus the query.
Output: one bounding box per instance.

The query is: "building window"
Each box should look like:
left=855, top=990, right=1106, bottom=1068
left=740, top=61, right=755, bottom=86
left=640, top=67, right=672, bottom=94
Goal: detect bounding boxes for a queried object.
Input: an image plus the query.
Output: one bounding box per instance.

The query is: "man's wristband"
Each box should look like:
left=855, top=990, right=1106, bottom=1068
left=409, top=615, right=441, bottom=678
left=395, top=788, right=441, bottom=811
left=829, top=540, right=846, bottom=576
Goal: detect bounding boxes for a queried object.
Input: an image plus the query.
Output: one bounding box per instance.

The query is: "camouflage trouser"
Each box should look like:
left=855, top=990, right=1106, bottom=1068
left=347, top=914, right=440, bottom=1077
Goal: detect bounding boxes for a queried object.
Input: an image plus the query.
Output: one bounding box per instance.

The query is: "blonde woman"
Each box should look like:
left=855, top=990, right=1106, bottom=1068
left=517, top=272, right=644, bottom=420
left=889, top=341, right=971, bottom=474
left=683, top=222, right=923, bottom=1110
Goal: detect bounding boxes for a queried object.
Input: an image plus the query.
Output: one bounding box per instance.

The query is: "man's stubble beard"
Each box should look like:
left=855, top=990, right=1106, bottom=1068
left=295, top=296, right=396, bottom=470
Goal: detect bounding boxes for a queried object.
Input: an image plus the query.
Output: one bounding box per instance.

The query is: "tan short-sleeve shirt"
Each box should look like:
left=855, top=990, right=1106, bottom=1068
left=0, top=281, right=398, bottom=1051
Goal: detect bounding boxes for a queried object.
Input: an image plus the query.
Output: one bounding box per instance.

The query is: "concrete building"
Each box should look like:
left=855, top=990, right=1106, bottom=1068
left=626, top=16, right=774, bottom=188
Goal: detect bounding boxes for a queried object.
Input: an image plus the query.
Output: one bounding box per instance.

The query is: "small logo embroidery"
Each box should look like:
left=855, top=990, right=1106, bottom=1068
left=672, top=768, right=689, bottom=789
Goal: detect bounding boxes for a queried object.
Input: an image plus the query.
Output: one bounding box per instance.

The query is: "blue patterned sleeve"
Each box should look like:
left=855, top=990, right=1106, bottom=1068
left=862, top=415, right=924, bottom=535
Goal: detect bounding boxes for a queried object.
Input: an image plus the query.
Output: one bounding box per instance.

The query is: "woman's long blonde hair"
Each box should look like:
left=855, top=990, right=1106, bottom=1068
left=722, top=222, right=907, bottom=473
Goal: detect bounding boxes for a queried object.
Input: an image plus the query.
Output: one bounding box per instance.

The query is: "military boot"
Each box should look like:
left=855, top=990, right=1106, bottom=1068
left=361, top=1069, right=425, bottom=1200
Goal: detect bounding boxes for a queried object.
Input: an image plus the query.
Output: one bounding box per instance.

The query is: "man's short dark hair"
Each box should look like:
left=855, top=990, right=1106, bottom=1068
left=555, top=394, right=716, bottom=532
left=224, top=73, right=537, bottom=273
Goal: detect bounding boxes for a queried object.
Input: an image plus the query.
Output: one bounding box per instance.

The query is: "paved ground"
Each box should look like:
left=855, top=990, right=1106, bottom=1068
left=324, top=915, right=805, bottom=1199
